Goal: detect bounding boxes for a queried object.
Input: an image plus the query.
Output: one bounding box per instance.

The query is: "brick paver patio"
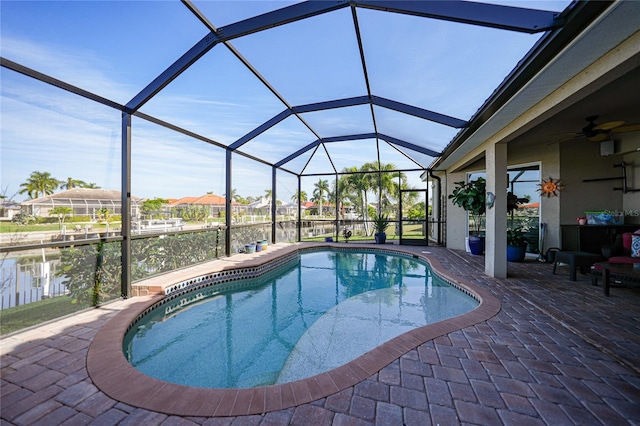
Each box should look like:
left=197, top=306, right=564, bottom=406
left=2, top=245, right=639, bottom=425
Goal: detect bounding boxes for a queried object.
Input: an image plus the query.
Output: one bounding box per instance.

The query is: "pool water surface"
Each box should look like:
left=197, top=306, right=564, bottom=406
left=124, top=249, right=478, bottom=388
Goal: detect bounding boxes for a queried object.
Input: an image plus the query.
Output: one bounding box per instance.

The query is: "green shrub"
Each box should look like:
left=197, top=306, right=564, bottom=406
left=68, top=215, right=92, bottom=223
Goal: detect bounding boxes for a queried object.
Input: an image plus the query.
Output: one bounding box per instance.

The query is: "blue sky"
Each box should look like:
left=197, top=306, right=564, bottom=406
left=1, top=0, right=570, bottom=202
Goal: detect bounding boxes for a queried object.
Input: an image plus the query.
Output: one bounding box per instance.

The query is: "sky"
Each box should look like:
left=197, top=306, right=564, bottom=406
left=1, top=0, right=571, bottom=203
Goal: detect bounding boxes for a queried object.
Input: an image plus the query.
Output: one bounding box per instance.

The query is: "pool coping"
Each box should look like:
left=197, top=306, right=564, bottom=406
left=87, top=243, right=501, bottom=417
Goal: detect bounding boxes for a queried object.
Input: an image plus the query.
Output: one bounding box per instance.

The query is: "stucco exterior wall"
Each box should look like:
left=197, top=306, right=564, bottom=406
left=559, top=139, right=624, bottom=225
left=444, top=170, right=473, bottom=251
left=621, top=137, right=640, bottom=226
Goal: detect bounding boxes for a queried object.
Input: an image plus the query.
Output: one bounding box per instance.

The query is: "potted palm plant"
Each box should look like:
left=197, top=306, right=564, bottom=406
left=373, top=213, right=389, bottom=244
left=507, top=227, right=528, bottom=262
left=448, top=178, right=486, bottom=255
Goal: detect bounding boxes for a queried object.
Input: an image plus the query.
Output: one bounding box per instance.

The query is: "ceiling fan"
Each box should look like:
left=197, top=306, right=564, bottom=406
left=551, top=115, right=640, bottom=143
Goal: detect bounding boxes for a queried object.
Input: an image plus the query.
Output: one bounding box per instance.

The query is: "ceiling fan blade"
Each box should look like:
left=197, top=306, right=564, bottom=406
left=611, top=123, right=640, bottom=133
left=594, top=120, right=626, bottom=131
left=587, top=133, right=609, bottom=142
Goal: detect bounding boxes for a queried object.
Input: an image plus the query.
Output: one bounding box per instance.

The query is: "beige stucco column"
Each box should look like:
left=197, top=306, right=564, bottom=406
left=485, top=142, right=508, bottom=278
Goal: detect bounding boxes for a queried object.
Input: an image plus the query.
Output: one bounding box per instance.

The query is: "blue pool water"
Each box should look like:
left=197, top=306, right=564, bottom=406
left=123, top=249, right=478, bottom=388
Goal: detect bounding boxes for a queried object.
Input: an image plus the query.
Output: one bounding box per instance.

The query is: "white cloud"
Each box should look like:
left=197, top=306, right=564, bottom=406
left=1, top=36, right=134, bottom=103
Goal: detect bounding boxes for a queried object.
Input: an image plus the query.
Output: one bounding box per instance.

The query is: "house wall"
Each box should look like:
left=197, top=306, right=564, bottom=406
left=559, top=138, right=623, bottom=225
left=621, top=136, right=640, bottom=226
left=438, top=16, right=640, bottom=266
left=444, top=170, right=476, bottom=251
left=443, top=142, right=563, bottom=252
left=558, top=132, right=640, bottom=227
left=442, top=137, right=640, bottom=254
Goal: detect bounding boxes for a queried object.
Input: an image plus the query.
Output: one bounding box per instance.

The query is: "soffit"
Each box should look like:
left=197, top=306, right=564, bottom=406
left=434, top=1, right=640, bottom=171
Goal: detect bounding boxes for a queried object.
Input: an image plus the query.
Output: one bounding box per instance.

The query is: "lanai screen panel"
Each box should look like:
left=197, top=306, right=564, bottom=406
left=236, top=116, right=317, bottom=165
left=131, top=117, right=226, bottom=200
left=357, top=7, right=543, bottom=121
left=301, top=146, right=336, bottom=176
left=323, top=138, right=380, bottom=172
left=139, top=46, right=286, bottom=146
left=300, top=105, right=376, bottom=139
left=229, top=6, right=366, bottom=105
left=232, top=155, right=273, bottom=201
left=1, top=68, right=122, bottom=200
left=191, top=1, right=301, bottom=28
left=376, top=142, right=429, bottom=171
left=1, top=0, right=577, bottom=204
left=383, top=142, right=440, bottom=170
left=278, top=149, right=316, bottom=175
left=373, top=106, right=459, bottom=154
left=0, top=1, right=206, bottom=105
left=275, top=170, right=298, bottom=211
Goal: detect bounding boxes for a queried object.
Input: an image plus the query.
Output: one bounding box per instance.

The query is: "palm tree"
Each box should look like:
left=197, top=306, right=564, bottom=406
left=371, top=161, right=406, bottom=215
left=224, top=188, right=238, bottom=201
left=60, top=177, right=87, bottom=190
left=291, top=191, right=308, bottom=204
left=49, top=206, right=73, bottom=229
left=96, top=208, right=112, bottom=222
left=82, top=182, right=101, bottom=189
left=340, top=167, right=372, bottom=222
left=313, top=179, right=329, bottom=217
left=19, top=171, right=59, bottom=199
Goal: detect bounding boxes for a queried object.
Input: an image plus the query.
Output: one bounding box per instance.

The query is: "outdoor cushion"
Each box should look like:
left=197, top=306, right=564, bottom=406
left=632, top=235, right=640, bottom=257
left=602, top=256, right=640, bottom=265
left=621, top=230, right=640, bottom=255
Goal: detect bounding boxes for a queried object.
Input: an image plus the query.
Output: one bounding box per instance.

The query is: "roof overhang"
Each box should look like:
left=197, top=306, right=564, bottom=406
left=430, top=0, right=638, bottom=171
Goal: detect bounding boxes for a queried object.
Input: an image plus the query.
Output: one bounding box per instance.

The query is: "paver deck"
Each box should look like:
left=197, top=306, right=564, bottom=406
left=2, top=243, right=640, bottom=425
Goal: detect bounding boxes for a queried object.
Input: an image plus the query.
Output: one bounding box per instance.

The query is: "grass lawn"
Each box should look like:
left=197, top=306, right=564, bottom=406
left=0, top=296, right=89, bottom=335
left=0, top=223, right=62, bottom=233
left=0, top=222, right=121, bottom=234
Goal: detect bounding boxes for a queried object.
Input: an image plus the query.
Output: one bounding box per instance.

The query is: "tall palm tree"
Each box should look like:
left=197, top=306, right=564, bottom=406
left=60, top=177, right=87, bottom=190
left=313, top=179, right=329, bottom=217
left=340, top=167, right=373, bottom=232
left=82, top=182, right=101, bottom=189
left=371, top=161, right=405, bottom=215
left=291, top=191, right=307, bottom=203
left=19, top=171, right=59, bottom=199
left=224, top=188, right=238, bottom=201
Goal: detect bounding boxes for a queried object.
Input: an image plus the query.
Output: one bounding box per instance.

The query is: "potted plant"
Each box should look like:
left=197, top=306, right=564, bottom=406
left=507, top=227, right=528, bottom=262
left=342, top=227, right=352, bottom=243
left=373, top=213, right=389, bottom=244
left=448, top=178, right=486, bottom=255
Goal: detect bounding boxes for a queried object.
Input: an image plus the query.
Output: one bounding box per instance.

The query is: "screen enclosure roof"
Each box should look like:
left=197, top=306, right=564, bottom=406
left=2, top=0, right=578, bottom=177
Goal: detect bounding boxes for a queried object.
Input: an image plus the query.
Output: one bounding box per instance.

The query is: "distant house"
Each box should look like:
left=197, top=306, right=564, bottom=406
left=247, top=197, right=271, bottom=215
left=277, top=202, right=299, bottom=217
left=20, top=188, right=142, bottom=219
left=301, top=201, right=335, bottom=216
left=169, top=194, right=242, bottom=217
left=301, top=201, right=317, bottom=215
left=0, top=199, right=21, bottom=220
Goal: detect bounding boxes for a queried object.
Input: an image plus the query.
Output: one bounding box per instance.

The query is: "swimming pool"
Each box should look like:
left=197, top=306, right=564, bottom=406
left=123, top=248, right=478, bottom=389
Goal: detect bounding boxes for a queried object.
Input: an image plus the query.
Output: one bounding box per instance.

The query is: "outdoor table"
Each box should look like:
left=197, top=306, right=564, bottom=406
left=593, top=262, right=640, bottom=296
left=552, top=251, right=601, bottom=281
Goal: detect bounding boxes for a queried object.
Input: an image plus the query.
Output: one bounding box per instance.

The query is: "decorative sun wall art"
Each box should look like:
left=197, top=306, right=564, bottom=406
left=538, top=177, right=565, bottom=198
